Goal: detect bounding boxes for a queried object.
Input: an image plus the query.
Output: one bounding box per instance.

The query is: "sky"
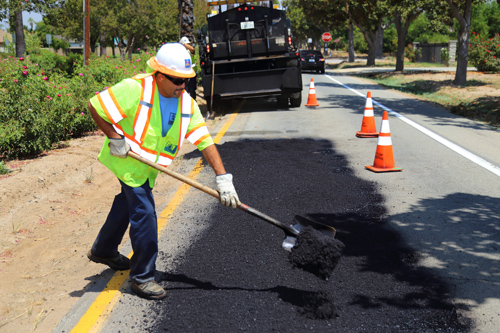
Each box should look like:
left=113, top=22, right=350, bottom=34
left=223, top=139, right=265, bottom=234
left=1, top=11, right=43, bottom=31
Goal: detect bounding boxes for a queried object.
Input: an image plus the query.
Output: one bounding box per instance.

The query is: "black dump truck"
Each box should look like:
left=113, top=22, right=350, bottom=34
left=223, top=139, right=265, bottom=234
left=197, top=1, right=303, bottom=110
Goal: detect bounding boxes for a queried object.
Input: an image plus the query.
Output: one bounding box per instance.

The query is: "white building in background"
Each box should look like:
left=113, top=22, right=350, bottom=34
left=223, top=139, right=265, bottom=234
left=0, top=30, right=12, bottom=53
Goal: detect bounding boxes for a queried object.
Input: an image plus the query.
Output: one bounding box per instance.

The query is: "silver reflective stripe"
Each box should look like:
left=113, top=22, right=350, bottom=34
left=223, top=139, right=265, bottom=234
left=140, top=100, right=153, bottom=108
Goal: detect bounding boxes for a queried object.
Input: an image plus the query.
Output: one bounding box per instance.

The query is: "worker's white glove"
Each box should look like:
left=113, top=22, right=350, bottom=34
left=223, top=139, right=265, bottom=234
left=216, top=173, right=240, bottom=208
left=108, top=135, right=130, bottom=158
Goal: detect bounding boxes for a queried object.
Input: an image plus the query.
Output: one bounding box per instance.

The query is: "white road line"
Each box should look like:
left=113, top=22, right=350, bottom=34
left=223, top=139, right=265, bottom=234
left=325, top=74, right=500, bottom=177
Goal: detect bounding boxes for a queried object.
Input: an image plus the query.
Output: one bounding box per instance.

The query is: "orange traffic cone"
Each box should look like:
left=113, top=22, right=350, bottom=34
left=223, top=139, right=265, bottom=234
left=356, top=91, right=379, bottom=138
left=365, top=111, right=403, bottom=173
left=305, top=78, right=319, bottom=107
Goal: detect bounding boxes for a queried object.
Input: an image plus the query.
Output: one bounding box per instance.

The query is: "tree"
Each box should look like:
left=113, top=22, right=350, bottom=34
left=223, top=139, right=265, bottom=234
left=298, top=0, right=391, bottom=66
left=446, top=0, right=473, bottom=85
left=28, top=17, right=36, bottom=32
left=389, top=0, right=441, bottom=72
left=45, top=0, right=180, bottom=59
left=440, top=0, right=500, bottom=84
left=283, top=0, right=325, bottom=48
left=347, top=0, right=392, bottom=66
left=484, top=1, right=500, bottom=37
left=376, top=19, right=394, bottom=59
left=12, top=10, right=26, bottom=57
left=294, top=0, right=348, bottom=50
left=179, top=0, right=194, bottom=42
left=193, top=0, right=210, bottom=37
left=34, top=20, right=70, bottom=52
left=0, top=0, right=54, bottom=58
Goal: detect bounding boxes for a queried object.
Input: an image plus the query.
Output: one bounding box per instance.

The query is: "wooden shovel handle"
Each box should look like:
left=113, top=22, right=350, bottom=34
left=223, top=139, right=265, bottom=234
left=127, top=152, right=220, bottom=198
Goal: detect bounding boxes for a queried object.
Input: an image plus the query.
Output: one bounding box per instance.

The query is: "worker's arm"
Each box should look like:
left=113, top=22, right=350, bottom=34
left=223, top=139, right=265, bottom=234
left=88, top=102, right=121, bottom=139
left=202, top=144, right=240, bottom=208
left=183, top=43, right=195, bottom=54
left=89, top=102, right=130, bottom=158
left=202, top=144, right=226, bottom=175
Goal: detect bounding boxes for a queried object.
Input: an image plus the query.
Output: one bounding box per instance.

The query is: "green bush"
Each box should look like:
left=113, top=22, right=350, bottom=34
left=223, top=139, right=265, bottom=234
left=441, top=47, right=450, bottom=65
left=469, top=32, right=500, bottom=72
left=354, top=27, right=368, bottom=54
left=0, top=50, right=152, bottom=159
left=405, top=44, right=421, bottom=62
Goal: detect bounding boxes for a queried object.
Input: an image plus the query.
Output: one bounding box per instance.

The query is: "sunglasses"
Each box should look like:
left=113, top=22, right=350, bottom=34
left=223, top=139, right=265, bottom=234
left=159, top=73, right=189, bottom=86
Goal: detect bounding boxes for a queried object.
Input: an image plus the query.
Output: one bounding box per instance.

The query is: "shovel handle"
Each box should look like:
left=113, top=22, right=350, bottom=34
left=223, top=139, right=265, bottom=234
left=127, top=152, right=220, bottom=198
left=127, top=152, right=299, bottom=237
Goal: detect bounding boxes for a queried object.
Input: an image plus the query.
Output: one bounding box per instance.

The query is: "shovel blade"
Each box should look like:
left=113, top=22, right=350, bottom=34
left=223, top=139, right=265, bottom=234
left=281, top=215, right=337, bottom=251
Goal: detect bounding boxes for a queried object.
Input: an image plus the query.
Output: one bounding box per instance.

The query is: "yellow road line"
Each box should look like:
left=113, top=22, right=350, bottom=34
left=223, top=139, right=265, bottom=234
left=213, top=113, right=238, bottom=144
left=70, top=112, right=238, bottom=332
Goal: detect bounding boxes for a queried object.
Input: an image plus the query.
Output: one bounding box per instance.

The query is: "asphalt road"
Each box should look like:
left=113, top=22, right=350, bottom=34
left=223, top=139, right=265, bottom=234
left=56, top=71, right=500, bottom=332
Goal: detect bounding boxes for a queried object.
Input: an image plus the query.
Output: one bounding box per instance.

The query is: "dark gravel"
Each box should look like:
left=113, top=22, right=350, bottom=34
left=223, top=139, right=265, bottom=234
left=145, top=138, right=470, bottom=332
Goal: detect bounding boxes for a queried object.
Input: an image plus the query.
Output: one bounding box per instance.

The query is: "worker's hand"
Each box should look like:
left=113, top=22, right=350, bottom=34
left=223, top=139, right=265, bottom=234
left=216, top=173, right=240, bottom=208
left=108, top=135, right=130, bottom=158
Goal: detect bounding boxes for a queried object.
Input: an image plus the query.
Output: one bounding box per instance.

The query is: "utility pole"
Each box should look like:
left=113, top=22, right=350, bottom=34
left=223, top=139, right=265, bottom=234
left=83, top=0, right=90, bottom=65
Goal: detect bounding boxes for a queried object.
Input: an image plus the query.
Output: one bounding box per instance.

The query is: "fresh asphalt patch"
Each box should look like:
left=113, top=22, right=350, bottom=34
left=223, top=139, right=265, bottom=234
left=140, top=138, right=470, bottom=332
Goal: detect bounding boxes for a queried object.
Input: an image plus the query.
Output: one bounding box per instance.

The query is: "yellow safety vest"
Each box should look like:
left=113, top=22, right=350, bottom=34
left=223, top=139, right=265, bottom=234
left=90, top=73, right=213, bottom=187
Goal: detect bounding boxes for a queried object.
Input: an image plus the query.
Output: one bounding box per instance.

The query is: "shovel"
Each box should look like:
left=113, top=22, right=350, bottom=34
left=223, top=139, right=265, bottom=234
left=127, top=152, right=337, bottom=251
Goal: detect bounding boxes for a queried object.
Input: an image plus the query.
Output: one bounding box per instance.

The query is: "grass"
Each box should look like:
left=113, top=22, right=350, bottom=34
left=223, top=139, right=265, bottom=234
left=328, top=58, right=444, bottom=70
left=0, top=161, right=11, bottom=174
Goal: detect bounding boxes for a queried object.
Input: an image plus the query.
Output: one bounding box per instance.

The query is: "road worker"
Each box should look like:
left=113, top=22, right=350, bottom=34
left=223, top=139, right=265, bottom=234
left=86, top=42, right=240, bottom=300
left=179, top=36, right=197, bottom=100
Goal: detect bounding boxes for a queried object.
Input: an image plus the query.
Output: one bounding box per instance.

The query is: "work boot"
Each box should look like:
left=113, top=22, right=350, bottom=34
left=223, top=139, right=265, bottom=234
left=87, top=250, right=130, bottom=271
left=131, top=280, right=167, bottom=300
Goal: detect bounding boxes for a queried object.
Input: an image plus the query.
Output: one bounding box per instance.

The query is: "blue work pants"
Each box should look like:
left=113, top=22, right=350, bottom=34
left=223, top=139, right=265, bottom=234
left=91, top=179, right=158, bottom=284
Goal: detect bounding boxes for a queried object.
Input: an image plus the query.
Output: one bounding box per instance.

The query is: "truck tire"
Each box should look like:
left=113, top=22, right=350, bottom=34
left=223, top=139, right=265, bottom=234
left=290, top=93, right=301, bottom=107
left=277, top=95, right=289, bottom=108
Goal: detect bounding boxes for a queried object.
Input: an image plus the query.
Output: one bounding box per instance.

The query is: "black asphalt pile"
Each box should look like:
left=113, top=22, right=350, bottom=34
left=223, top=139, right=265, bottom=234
left=289, top=226, right=345, bottom=280
left=143, top=138, right=470, bottom=332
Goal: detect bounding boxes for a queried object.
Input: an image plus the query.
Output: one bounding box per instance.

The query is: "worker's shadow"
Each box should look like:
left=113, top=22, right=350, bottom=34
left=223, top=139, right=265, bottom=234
left=156, top=271, right=339, bottom=319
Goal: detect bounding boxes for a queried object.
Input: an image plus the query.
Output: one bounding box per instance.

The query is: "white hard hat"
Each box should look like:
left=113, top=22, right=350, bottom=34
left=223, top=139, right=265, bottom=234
left=147, top=43, right=195, bottom=78
left=179, top=36, right=190, bottom=44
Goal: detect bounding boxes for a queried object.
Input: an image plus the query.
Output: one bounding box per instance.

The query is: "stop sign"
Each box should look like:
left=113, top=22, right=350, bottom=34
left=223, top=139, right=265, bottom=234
left=322, top=32, right=332, bottom=43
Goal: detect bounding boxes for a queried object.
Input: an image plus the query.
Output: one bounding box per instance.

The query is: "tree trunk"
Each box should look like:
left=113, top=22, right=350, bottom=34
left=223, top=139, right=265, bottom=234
left=365, top=30, right=377, bottom=66
left=353, top=19, right=379, bottom=66
left=394, top=11, right=421, bottom=72
left=447, top=0, right=471, bottom=85
left=394, top=13, right=404, bottom=71
left=100, top=31, right=107, bottom=57
left=179, top=0, right=194, bottom=42
left=348, top=21, right=355, bottom=62
left=376, top=23, right=384, bottom=59
left=14, top=11, right=26, bottom=57
left=455, top=26, right=469, bottom=85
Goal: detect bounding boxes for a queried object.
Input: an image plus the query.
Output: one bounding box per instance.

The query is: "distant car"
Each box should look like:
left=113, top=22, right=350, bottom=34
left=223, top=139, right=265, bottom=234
left=299, top=49, right=325, bottom=74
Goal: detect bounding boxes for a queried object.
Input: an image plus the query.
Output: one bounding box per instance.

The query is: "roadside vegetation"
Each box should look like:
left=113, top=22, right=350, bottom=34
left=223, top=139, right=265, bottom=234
left=328, top=57, right=500, bottom=129
left=0, top=50, right=150, bottom=160
left=361, top=71, right=500, bottom=128
left=325, top=31, right=500, bottom=129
